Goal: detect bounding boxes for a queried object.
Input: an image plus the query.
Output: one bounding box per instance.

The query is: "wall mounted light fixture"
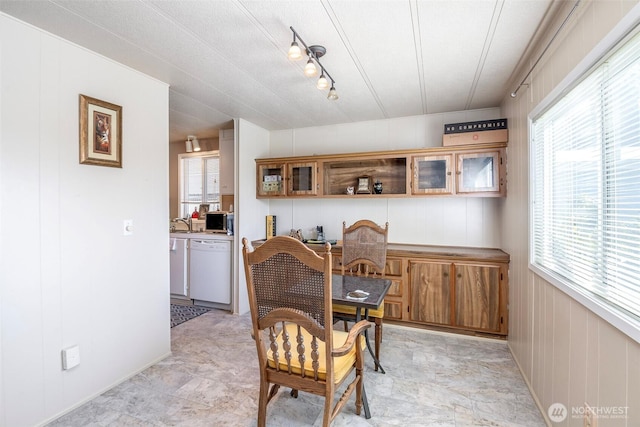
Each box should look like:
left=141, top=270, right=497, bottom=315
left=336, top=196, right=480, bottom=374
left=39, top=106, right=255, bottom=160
left=185, top=135, right=200, bottom=153
left=288, top=26, right=338, bottom=100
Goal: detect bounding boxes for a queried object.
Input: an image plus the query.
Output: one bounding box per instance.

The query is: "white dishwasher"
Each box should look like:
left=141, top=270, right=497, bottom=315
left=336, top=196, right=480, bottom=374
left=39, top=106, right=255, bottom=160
left=189, top=238, right=232, bottom=305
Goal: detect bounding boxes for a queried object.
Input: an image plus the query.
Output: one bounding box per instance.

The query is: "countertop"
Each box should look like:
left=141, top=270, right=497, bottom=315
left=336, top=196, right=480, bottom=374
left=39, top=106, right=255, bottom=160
left=250, top=239, right=509, bottom=263
left=171, top=231, right=234, bottom=241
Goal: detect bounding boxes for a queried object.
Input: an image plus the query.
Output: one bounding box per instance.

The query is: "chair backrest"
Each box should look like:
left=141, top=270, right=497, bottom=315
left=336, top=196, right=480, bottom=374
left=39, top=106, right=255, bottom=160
left=242, top=236, right=335, bottom=382
left=341, top=219, right=389, bottom=277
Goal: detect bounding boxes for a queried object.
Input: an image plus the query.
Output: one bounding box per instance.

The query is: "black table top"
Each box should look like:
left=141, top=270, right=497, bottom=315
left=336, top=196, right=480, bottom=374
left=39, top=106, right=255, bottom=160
left=331, top=274, right=391, bottom=310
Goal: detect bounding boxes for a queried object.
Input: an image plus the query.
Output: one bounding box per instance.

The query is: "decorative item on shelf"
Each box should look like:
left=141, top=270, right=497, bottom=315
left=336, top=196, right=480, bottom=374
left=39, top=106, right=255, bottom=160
left=356, top=176, right=372, bottom=194
left=287, top=26, right=339, bottom=101
left=442, top=119, right=508, bottom=147
left=289, top=229, right=303, bottom=241
left=191, top=207, right=199, bottom=219
left=262, top=174, right=282, bottom=192
left=346, top=186, right=355, bottom=195
left=198, top=203, right=210, bottom=218
left=266, top=215, right=277, bottom=239
left=373, top=180, right=383, bottom=194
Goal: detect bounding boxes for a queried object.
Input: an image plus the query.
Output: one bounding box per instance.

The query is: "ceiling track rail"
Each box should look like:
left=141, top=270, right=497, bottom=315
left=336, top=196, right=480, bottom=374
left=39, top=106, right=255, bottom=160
left=510, top=0, right=582, bottom=98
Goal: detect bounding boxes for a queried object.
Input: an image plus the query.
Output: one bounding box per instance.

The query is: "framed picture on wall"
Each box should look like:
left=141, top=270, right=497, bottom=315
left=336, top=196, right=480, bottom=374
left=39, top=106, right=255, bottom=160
left=79, top=94, right=122, bottom=168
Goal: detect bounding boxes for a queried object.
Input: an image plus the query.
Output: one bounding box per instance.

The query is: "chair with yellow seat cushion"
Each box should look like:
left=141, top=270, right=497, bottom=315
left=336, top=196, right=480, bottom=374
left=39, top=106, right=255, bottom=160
left=242, top=236, right=371, bottom=427
left=332, top=219, right=389, bottom=371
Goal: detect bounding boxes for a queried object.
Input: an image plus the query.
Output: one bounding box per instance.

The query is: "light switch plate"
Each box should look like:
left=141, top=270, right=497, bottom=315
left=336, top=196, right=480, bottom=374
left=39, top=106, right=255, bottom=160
left=123, top=219, right=133, bottom=236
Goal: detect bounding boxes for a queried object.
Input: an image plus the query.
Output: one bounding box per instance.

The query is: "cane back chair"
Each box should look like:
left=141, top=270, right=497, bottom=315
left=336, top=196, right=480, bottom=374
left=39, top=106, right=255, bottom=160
left=332, top=220, right=389, bottom=370
left=242, top=236, right=371, bottom=427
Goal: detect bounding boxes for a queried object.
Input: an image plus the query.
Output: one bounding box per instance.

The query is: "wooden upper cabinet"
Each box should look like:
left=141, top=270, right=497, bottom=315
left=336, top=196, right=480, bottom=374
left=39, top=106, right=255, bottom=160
left=323, top=156, right=407, bottom=196
left=411, top=154, right=453, bottom=195
left=257, top=162, right=286, bottom=197
left=255, top=143, right=506, bottom=199
left=256, top=161, right=318, bottom=197
left=456, top=151, right=502, bottom=195
left=287, top=161, right=318, bottom=196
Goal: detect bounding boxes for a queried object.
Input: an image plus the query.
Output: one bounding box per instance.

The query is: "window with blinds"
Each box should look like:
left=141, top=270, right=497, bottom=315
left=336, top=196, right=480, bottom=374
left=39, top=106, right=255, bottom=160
left=531, top=27, right=640, bottom=325
left=179, top=154, right=220, bottom=218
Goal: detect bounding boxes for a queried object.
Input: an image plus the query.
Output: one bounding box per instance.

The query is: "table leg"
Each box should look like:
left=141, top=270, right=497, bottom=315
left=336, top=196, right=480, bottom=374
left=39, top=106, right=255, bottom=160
left=359, top=308, right=385, bottom=374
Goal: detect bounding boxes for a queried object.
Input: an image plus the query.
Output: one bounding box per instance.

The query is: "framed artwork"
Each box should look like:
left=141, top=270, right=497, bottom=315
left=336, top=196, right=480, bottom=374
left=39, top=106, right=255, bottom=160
left=79, top=94, right=122, bottom=168
left=356, top=175, right=372, bottom=194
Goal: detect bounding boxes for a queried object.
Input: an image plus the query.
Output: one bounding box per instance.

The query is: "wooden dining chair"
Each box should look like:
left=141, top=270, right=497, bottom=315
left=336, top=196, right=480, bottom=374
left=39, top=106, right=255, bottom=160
left=333, top=219, right=389, bottom=370
left=242, top=236, right=372, bottom=427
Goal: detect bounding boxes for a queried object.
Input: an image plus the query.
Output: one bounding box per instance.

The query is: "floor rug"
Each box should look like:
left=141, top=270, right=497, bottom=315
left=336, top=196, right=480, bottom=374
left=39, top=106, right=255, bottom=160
left=170, top=304, right=211, bottom=328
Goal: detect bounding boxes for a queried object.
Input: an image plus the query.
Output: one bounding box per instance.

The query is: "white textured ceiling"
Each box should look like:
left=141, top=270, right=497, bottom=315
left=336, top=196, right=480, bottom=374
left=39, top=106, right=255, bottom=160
left=0, top=0, right=555, bottom=142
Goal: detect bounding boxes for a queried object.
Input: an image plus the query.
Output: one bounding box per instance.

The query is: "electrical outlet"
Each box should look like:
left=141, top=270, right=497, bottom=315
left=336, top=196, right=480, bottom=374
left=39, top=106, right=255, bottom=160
left=584, top=402, right=597, bottom=427
left=62, top=345, right=80, bottom=370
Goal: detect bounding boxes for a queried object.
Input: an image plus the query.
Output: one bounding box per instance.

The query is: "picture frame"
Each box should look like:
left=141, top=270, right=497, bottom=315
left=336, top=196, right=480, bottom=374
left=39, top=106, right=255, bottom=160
left=198, top=203, right=210, bottom=218
left=356, top=175, right=372, bottom=194
left=79, top=94, right=122, bottom=168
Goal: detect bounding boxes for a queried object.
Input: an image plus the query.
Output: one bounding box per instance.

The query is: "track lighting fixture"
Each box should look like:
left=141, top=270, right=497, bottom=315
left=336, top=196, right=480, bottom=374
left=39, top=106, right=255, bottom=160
left=288, top=26, right=338, bottom=100
left=185, top=135, right=201, bottom=153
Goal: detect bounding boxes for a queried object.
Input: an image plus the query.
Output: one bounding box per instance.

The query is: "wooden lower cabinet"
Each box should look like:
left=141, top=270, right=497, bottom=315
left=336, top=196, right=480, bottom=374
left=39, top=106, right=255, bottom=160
left=409, top=260, right=507, bottom=335
left=409, top=261, right=451, bottom=324
left=382, top=257, right=406, bottom=320
left=454, top=263, right=502, bottom=332
left=301, top=242, right=508, bottom=337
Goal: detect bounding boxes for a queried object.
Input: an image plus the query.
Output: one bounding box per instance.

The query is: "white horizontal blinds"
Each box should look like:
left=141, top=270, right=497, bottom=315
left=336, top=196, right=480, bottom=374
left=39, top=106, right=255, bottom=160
left=204, top=156, right=220, bottom=205
left=182, top=157, right=203, bottom=217
left=532, top=29, right=640, bottom=320
left=600, top=32, right=640, bottom=317
left=180, top=155, right=220, bottom=217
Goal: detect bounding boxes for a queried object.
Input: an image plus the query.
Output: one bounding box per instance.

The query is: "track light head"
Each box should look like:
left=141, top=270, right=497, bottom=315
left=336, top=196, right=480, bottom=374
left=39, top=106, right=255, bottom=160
left=327, top=85, right=339, bottom=101
left=288, top=41, right=302, bottom=60
left=186, top=135, right=200, bottom=152
left=304, top=58, right=317, bottom=77
left=317, top=74, right=329, bottom=90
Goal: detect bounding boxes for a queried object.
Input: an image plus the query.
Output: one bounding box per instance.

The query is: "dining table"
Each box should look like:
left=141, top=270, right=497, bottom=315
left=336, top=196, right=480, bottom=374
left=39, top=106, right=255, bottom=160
left=332, top=273, right=392, bottom=374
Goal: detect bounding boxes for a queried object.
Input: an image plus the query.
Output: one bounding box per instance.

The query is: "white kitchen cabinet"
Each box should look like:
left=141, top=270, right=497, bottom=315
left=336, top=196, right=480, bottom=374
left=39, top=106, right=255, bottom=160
left=170, top=237, right=189, bottom=299
left=219, top=129, right=234, bottom=195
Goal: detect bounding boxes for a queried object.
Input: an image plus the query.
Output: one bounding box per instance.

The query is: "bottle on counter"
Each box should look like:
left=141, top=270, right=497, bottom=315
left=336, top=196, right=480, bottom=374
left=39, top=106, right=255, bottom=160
left=191, top=207, right=199, bottom=219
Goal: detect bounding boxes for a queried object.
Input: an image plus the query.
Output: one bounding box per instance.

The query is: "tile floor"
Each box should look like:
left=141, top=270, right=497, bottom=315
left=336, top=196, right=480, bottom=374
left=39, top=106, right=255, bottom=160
left=47, top=309, right=545, bottom=426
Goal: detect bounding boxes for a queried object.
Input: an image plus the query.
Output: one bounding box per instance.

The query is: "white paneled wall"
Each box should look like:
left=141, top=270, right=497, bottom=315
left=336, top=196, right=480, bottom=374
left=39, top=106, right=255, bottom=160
left=267, top=110, right=504, bottom=247
left=0, top=14, right=170, bottom=427
left=501, top=1, right=640, bottom=426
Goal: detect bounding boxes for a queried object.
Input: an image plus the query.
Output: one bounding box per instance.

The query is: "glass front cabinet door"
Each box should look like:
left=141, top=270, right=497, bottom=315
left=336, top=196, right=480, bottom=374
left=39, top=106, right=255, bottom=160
left=456, top=151, right=501, bottom=194
left=287, top=162, right=318, bottom=196
left=257, top=163, right=286, bottom=197
left=412, top=155, right=453, bottom=195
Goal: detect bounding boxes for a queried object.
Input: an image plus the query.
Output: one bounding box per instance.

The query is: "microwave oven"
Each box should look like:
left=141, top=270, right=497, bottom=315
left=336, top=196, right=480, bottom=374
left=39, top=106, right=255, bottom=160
left=205, top=211, right=232, bottom=234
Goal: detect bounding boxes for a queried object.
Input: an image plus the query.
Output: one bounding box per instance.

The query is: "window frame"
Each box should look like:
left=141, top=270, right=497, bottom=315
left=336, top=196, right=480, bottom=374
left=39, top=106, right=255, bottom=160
left=528, top=9, right=640, bottom=344
left=178, top=150, right=221, bottom=218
